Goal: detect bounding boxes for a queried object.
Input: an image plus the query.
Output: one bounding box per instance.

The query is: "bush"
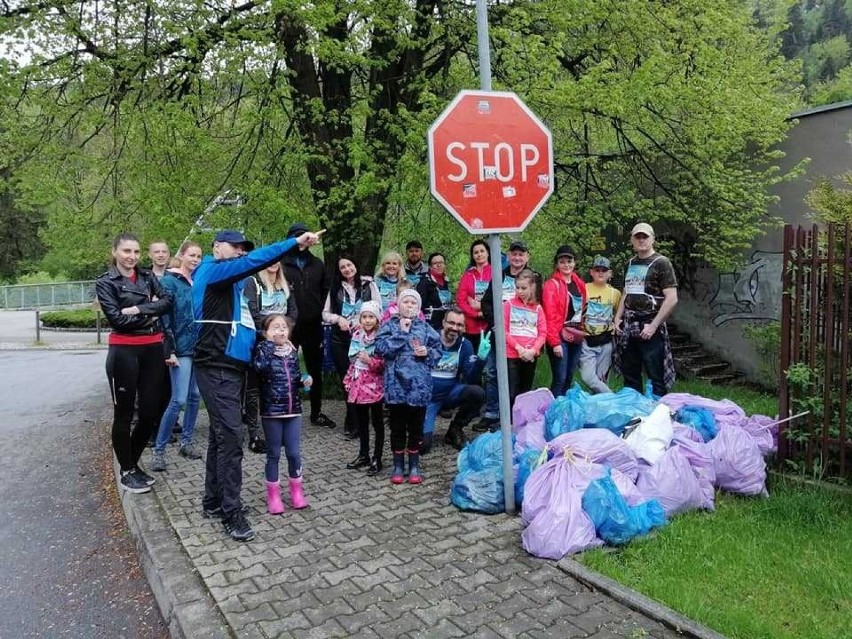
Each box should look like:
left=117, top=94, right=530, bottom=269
left=40, top=309, right=99, bottom=329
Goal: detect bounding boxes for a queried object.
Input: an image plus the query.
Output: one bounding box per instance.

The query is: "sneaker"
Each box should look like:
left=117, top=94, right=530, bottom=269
left=150, top=451, right=167, bottom=472
left=179, top=444, right=202, bottom=460
left=120, top=470, right=151, bottom=494
left=202, top=504, right=250, bottom=520
left=310, top=412, right=337, bottom=429
left=223, top=511, right=255, bottom=542
left=133, top=466, right=156, bottom=486
left=248, top=437, right=267, bottom=454
left=473, top=417, right=498, bottom=432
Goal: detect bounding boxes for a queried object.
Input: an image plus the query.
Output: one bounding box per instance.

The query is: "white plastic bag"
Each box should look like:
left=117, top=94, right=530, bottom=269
left=624, top=404, right=673, bottom=465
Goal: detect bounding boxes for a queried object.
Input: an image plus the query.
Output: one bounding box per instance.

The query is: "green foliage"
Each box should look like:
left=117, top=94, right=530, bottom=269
left=39, top=309, right=98, bottom=329
left=580, top=477, right=852, bottom=639
left=742, top=321, right=782, bottom=386
left=14, top=271, right=70, bottom=285
left=806, top=171, right=852, bottom=223
left=0, top=0, right=802, bottom=278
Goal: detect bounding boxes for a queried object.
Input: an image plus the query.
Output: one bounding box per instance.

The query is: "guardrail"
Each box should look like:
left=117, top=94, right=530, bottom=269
left=0, top=281, right=96, bottom=310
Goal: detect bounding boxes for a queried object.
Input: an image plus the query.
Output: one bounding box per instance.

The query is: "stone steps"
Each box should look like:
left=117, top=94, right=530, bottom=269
left=668, top=324, right=744, bottom=386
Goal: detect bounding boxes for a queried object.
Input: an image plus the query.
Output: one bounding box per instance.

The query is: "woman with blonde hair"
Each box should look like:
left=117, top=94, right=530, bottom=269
left=375, top=251, right=404, bottom=312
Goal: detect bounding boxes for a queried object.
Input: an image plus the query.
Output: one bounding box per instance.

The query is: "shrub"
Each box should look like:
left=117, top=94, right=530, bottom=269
left=40, top=309, right=99, bottom=329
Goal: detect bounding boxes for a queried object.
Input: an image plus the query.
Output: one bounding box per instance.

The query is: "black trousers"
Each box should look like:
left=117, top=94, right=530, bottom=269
left=291, top=321, right=324, bottom=419
left=621, top=332, right=666, bottom=397
left=330, top=337, right=356, bottom=431
left=507, top=358, right=537, bottom=411
left=106, top=342, right=169, bottom=472
left=196, top=365, right=246, bottom=517
left=354, top=402, right=385, bottom=460
left=241, top=367, right=263, bottom=440
left=388, top=404, right=426, bottom=452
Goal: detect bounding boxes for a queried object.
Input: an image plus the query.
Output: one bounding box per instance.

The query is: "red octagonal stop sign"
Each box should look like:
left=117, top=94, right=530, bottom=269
left=428, top=90, right=554, bottom=234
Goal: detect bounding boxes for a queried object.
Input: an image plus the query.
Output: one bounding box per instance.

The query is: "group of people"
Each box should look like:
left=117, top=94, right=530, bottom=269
left=95, top=221, right=677, bottom=543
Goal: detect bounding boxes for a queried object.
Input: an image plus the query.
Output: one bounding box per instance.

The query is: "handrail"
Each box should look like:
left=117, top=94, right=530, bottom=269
left=0, top=280, right=97, bottom=310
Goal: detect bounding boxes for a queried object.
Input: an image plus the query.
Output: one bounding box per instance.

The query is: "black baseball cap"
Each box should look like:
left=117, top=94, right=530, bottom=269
left=214, top=230, right=254, bottom=252
left=286, top=222, right=309, bottom=239
left=508, top=239, right=529, bottom=253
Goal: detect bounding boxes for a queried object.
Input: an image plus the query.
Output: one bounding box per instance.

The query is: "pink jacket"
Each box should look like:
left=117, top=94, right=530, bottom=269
left=502, top=297, right=547, bottom=359
left=343, top=327, right=384, bottom=404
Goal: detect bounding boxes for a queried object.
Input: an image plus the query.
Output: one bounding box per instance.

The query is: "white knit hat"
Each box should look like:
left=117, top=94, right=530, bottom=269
left=358, top=300, right=382, bottom=323
left=398, top=288, right=422, bottom=312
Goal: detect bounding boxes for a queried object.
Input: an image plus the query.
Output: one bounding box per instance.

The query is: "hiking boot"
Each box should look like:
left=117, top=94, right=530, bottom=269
left=202, top=504, right=249, bottom=520
left=133, top=466, right=156, bottom=486
left=444, top=422, right=468, bottom=451
left=179, top=443, right=202, bottom=460
left=120, top=470, right=151, bottom=494
left=248, top=437, right=267, bottom=454
left=223, top=511, right=255, bottom=542
left=150, top=451, right=167, bottom=472
left=310, top=412, right=337, bottom=429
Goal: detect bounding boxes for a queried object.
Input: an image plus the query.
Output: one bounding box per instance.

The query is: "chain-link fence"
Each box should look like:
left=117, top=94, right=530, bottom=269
left=0, top=281, right=96, bottom=310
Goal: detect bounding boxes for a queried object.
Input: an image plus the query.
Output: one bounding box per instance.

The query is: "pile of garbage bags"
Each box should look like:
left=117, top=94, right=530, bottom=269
left=450, top=386, right=779, bottom=560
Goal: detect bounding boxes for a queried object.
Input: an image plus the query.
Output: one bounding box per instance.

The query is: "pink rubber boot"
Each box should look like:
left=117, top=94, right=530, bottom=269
left=266, top=480, right=285, bottom=515
left=288, top=477, right=309, bottom=509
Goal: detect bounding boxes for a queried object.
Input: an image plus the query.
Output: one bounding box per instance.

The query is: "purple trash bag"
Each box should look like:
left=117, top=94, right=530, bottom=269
left=521, top=455, right=599, bottom=525
left=636, top=447, right=707, bottom=516
left=515, top=418, right=547, bottom=455
left=672, top=423, right=704, bottom=443
left=740, top=414, right=777, bottom=456
left=549, top=429, right=640, bottom=481
left=660, top=393, right=746, bottom=431
left=521, top=458, right=602, bottom=559
left=671, top=430, right=716, bottom=511
left=610, top=467, right=643, bottom=506
left=513, top=388, right=555, bottom=430
left=710, top=424, right=768, bottom=496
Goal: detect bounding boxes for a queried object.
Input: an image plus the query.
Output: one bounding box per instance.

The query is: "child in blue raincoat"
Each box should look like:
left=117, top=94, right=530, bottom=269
left=375, top=289, right=441, bottom=485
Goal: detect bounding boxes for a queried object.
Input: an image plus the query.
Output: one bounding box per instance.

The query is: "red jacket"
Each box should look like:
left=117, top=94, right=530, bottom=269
left=456, top=264, right=492, bottom=336
left=541, top=271, right=588, bottom=348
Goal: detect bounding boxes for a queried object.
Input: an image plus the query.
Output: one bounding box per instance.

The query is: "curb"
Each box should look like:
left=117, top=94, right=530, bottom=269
left=558, top=558, right=729, bottom=639
left=114, top=461, right=235, bottom=639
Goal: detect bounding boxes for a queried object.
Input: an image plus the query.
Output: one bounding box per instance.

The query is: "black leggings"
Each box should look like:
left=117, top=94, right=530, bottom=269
left=388, top=404, right=425, bottom=452
left=354, top=402, right=385, bottom=460
left=106, top=342, right=169, bottom=472
left=331, top=337, right=357, bottom=431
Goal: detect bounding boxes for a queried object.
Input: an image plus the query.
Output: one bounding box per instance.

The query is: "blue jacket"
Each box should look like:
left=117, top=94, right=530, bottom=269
left=160, top=270, right=197, bottom=357
left=192, top=237, right=300, bottom=369
left=375, top=317, right=442, bottom=406
left=431, top=335, right=485, bottom=399
left=252, top=340, right=305, bottom=416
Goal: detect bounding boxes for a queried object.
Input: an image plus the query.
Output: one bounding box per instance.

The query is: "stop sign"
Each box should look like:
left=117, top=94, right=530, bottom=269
left=428, top=90, right=554, bottom=234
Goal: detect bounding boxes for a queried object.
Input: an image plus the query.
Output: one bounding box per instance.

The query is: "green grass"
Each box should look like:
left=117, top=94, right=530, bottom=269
left=579, top=477, right=852, bottom=639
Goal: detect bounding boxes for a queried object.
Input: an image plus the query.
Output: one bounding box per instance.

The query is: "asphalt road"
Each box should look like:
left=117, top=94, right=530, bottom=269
left=0, top=350, right=167, bottom=638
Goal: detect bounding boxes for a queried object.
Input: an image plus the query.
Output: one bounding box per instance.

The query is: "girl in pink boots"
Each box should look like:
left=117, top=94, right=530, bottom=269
left=343, top=301, right=386, bottom=475
left=252, top=313, right=311, bottom=514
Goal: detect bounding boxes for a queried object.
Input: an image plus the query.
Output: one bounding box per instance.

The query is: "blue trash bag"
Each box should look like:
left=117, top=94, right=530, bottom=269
left=545, top=385, right=588, bottom=440
left=675, top=405, right=718, bottom=442
left=581, top=468, right=667, bottom=545
left=514, top=448, right=544, bottom=506
left=645, top=379, right=661, bottom=401
left=457, top=430, right=509, bottom=472
left=582, top=387, right=657, bottom=434
left=451, top=467, right=505, bottom=514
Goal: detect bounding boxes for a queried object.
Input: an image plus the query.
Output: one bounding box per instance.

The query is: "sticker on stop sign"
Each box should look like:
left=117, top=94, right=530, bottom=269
left=428, top=90, right=554, bottom=234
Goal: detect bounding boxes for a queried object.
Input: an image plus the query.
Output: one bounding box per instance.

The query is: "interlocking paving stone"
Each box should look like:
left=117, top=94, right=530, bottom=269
left=148, top=400, right=685, bottom=638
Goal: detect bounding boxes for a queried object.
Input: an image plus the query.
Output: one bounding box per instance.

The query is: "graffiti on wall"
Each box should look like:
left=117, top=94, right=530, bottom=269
left=710, top=251, right=783, bottom=326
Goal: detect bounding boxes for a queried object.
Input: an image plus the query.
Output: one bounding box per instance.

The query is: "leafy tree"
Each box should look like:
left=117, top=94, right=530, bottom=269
left=0, top=0, right=801, bottom=278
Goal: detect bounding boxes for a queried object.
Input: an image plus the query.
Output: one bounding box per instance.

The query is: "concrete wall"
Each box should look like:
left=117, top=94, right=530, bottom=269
left=675, top=103, right=851, bottom=382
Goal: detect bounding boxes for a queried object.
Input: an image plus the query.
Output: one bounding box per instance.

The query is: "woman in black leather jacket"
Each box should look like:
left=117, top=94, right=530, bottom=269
left=95, top=233, right=173, bottom=494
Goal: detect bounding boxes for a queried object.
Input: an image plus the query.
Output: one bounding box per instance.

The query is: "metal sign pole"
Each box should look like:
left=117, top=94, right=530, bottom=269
left=477, top=0, right=516, bottom=515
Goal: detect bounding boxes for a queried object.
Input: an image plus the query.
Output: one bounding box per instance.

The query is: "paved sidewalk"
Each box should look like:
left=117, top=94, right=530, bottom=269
left=137, top=400, right=685, bottom=639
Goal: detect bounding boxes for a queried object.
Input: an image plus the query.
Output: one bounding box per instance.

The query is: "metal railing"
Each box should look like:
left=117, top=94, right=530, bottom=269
left=779, top=223, right=852, bottom=480
left=0, top=281, right=96, bottom=310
